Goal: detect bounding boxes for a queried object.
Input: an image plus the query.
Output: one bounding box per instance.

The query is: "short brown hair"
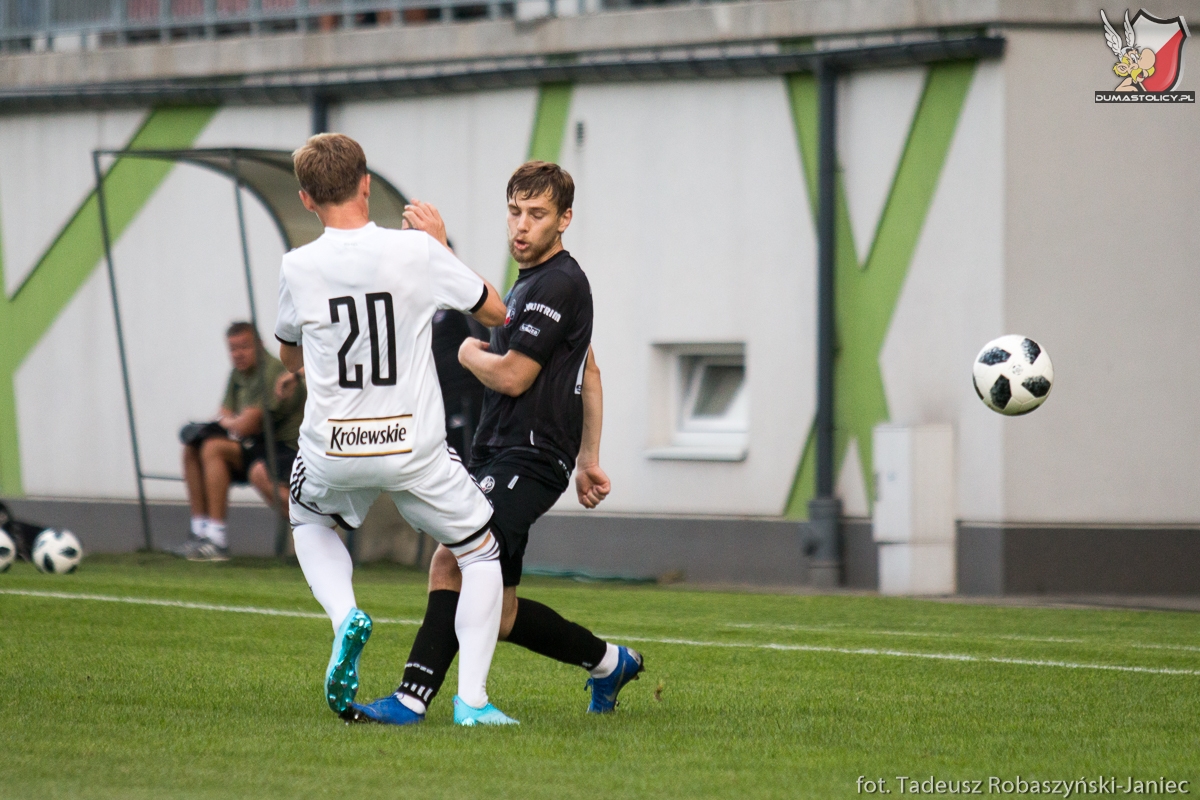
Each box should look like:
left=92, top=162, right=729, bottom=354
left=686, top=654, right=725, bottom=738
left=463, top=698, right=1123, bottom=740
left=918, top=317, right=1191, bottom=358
left=507, top=161, right=574, bottom=215
left=293, top=133, right=368, bottom=205
left=226, top=321, right=260, bottom=341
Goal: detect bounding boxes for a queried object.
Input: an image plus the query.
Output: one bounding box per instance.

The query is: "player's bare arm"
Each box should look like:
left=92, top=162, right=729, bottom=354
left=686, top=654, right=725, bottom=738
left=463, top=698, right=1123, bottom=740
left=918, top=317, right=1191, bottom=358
left=471, top=284, right=507, bottom=328
left=279, top=341, right=304, bottom=373
left=576, top=347, right=610, bottom=509
left=458, top=338, right=542, bottom=397
left=275, top=367, right=303, bottom=401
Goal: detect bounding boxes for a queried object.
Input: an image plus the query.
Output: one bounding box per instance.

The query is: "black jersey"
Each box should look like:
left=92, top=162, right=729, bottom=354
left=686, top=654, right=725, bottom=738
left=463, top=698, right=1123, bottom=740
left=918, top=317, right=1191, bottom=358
left=431, top=310, right=487, bottom=458
left=471, top=249, right=592, bottom=481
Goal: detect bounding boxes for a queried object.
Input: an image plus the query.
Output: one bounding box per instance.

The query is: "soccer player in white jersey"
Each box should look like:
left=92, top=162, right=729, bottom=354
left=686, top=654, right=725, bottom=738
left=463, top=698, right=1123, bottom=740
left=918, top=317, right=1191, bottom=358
left=275, top=133, right=516, bottom=726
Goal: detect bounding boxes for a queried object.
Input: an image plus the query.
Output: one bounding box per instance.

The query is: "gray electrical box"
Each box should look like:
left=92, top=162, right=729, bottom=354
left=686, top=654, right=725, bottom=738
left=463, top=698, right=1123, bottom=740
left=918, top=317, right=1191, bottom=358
left=872, top=424, right=956, bottom=595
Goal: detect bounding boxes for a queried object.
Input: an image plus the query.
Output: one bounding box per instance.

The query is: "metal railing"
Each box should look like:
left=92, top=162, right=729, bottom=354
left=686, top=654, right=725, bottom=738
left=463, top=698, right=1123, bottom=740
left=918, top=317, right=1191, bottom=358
left=0, top=0, right=683, bottom=51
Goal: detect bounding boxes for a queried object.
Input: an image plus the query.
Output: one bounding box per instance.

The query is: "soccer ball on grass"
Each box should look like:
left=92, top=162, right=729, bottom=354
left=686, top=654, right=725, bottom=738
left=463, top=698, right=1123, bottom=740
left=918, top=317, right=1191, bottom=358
left=32, top=528, right=82, bottom=574
left=0, top=530, right=14, bottom=572
left=972, top=335, right=1054, bottom=416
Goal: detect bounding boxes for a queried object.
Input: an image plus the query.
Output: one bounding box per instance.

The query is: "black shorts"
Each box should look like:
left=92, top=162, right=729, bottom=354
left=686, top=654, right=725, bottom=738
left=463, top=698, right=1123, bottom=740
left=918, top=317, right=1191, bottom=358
left=470, top=456, right=566, bottom=587
left=231, top=438, right=297, bottom=485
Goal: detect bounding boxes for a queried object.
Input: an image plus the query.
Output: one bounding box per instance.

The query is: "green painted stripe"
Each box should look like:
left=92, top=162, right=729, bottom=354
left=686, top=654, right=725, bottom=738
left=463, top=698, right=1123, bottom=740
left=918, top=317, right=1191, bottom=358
left=0, top=106, right=219, bottom=495
left=503, top=82, right=573, bottom=291
left=783, top=62, right=976, bottom=519
left=528, top=82, right=573, bottom=162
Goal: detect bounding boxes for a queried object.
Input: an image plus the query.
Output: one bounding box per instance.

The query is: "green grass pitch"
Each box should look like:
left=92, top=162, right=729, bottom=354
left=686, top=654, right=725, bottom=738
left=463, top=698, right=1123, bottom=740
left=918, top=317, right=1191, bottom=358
left=1, top=555, right=1198, bottom=799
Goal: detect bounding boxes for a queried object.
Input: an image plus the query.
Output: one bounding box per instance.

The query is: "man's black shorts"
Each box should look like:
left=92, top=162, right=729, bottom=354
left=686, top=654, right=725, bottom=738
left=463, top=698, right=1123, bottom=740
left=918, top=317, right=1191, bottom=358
left=470, top=454, right=567, bottom=587
left=232, top=437, right=297, bottom=485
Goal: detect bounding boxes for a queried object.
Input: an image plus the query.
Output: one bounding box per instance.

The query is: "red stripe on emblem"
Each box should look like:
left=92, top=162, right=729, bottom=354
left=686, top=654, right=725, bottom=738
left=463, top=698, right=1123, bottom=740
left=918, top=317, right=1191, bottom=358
left=1144, top=30, right=1185, bottom=92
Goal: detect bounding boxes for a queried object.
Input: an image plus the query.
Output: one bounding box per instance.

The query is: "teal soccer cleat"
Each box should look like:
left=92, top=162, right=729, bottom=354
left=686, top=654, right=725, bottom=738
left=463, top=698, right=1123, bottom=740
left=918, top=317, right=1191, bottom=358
left=325, top=608, right=372, bottom=713
left=453, top=695, right=519, bottom=726
left=586, top=646, right=643, bottom=713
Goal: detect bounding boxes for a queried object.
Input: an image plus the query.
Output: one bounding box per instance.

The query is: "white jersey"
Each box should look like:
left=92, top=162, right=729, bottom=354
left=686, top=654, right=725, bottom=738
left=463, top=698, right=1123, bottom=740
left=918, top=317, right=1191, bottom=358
left=275, top=222, right=487, bottom=491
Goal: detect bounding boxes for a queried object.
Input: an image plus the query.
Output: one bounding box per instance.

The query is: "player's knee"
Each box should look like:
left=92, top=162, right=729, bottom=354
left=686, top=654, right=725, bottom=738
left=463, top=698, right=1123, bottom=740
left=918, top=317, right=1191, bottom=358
left=291, top=521, right=338, bottom=545
left=428, top=545, right=463, bottom=591
left=446, top=527, right=500, bottom=570
left=499, top=591, right=518, bottom=640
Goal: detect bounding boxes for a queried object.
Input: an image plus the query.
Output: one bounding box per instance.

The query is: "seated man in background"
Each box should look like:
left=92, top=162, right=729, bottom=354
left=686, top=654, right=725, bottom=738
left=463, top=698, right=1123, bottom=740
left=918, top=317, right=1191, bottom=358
left=176, top=321, right=306, bottom=562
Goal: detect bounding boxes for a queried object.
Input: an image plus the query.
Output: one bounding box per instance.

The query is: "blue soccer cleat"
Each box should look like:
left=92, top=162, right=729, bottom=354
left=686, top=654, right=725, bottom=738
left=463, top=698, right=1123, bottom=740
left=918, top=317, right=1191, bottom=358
left=586, top=646, right=644, bottom=713
left=325, top=608, right=372, bottom=714
left=342, top=693, right=424, bottom=726
left=453, top=695, right=519, bottom=726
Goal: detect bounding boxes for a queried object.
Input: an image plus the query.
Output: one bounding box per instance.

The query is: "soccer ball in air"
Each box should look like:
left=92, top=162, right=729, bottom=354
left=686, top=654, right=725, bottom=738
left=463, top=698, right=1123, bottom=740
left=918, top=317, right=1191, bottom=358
left=972, top=335, right=1054, bottom=416
left=32, top=528, right=82, bottom=574
left=0, top=530, right=14, bottom=572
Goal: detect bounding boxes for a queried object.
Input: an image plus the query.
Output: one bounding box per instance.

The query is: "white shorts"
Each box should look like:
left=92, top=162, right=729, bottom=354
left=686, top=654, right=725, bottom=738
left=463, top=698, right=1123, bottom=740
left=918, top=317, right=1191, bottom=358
left=288, top=446, right=493, bottom=547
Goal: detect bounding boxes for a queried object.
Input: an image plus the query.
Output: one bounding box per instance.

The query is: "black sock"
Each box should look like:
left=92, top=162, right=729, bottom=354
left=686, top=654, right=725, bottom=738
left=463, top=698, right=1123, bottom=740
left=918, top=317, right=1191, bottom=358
left=398, top=589, right=459, bottom=708
left=505, top=598, right=608, bottom=671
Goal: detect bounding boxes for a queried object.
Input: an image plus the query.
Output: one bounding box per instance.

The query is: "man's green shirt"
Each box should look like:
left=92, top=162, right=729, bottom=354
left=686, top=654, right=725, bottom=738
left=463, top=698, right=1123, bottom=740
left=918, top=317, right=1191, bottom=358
left=221, top=354, right=305, bottom=448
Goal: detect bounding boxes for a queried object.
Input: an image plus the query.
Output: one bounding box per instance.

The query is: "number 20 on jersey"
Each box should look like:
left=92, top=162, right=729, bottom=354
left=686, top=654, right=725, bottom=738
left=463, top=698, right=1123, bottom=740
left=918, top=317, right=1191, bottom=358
left=329, top=292, right=397, bottom=390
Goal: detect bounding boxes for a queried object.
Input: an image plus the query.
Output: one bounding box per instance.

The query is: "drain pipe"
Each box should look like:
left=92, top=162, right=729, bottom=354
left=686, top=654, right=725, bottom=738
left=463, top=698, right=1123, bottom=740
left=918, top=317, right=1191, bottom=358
left=807, top=58, right=843, bottom=588
left=311, top=93, right=330, bottom=135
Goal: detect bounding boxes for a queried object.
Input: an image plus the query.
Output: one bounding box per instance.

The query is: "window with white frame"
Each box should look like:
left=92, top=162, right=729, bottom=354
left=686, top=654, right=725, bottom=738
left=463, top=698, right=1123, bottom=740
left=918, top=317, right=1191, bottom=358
left=647, top=344, right=748, bottom=461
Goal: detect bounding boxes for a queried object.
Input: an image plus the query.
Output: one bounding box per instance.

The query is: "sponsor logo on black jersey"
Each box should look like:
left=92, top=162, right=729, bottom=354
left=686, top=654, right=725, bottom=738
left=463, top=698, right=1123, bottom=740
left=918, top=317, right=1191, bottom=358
left=524, top=302, right=562, bottom=322
left=480, top=475, right=496, bottom=493
left=519, top=323, right=541, bottom=337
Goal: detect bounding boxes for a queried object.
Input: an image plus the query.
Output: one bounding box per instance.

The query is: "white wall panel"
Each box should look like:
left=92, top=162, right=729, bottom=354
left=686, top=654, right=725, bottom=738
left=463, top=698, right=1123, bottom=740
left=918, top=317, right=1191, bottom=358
left=555, top=78, right=816, bottom=515
left=837, top=437, right=870, bottom=517
left=15, top=269, right=137, bottom=497
left=879, top=62, right=1005, bottom=522
left=192, top=105, right=312, bottom=151
left=336, top=90, right=539, bottom=288
left=837, top=67, right=926, bottom=265
left=0, top=110, right=145, bottom=297
left=191, top=104, right=312, bottom=346
left=1002, top=31, right=1200, bottom=523
left=15, top=131, right=285, bottom=502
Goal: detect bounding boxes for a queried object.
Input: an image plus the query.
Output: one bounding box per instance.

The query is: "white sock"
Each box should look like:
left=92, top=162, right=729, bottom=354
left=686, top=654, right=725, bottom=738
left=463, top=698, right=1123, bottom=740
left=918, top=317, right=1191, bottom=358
left=449, top=532, right=502, bottom=709
left=190, top=516, right=207, bottom=537
left=203, top=520, right=227, bottom=548
left=589, top=643, right=620, bottom=678
left=292, top=523, right=357, bottom=631
left=397, top=693, right=427, bottom=715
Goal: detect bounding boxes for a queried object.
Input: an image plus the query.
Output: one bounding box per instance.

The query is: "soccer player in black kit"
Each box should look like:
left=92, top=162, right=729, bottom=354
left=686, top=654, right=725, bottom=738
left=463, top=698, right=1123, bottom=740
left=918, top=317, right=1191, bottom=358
left=347, top=162, right=643, bottom=725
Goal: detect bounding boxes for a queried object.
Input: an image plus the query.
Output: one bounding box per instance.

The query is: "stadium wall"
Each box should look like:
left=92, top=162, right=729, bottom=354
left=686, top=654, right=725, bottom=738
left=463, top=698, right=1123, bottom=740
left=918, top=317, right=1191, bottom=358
left=1, top=13, right=1198, bottom=592
left=1000, top=29, right=1200, bottom=526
